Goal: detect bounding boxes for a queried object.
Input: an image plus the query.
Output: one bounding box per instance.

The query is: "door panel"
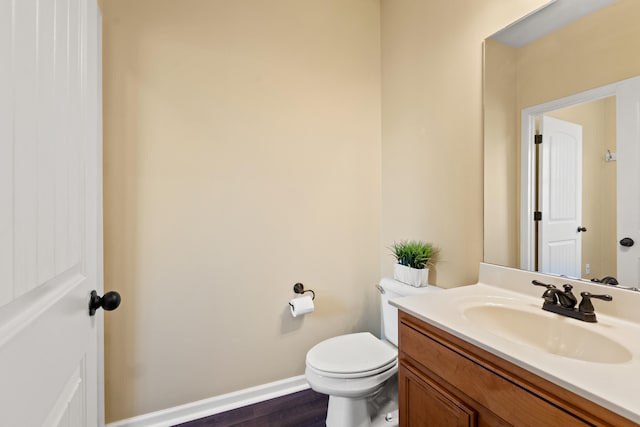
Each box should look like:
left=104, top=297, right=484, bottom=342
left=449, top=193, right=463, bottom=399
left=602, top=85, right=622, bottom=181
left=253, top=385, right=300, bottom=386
left=13, top=0, right=39, bottom=298
left=539, top=116, right=583, bottom=278
left=36, top=0, right=57, bottom=287
left=0, top=0, right=12, bottom=306
left=1, top=278, right=89, bottom=426
left=44, top=363, right=86, bottom=427
left=1, top=0, right=86, bottom=304
left=0, top=0, right=102, bottom=425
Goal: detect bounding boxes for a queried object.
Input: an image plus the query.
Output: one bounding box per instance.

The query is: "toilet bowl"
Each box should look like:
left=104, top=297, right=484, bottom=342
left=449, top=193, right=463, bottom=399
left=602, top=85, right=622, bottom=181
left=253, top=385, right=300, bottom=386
left=306, top=332, right=398, bottom=427
left=305, top=278, right=441, bottom=427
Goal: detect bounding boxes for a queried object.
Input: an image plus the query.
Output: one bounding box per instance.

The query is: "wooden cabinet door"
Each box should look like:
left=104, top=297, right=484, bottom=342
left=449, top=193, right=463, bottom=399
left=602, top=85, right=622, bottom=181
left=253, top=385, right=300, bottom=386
left=400, top=363, right=477, bottom=427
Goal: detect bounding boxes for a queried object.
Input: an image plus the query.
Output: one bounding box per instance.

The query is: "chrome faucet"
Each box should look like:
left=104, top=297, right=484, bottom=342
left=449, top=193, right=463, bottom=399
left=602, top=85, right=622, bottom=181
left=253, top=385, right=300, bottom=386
left=532, top=280, right=612, bottom=323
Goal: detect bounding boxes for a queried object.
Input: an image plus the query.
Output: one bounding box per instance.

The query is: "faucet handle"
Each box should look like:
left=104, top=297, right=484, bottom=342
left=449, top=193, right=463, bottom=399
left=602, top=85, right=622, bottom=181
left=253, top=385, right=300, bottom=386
left=578, top=292, right=613, bottom=315
left=532, top=280, right=558, bottom=304
left=532, top=280, right=556, bottom=289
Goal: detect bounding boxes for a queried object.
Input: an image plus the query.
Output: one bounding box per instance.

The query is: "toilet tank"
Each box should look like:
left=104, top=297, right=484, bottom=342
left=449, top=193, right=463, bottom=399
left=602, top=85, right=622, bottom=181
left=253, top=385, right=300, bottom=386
left=378, top=278, right=441, bottom=346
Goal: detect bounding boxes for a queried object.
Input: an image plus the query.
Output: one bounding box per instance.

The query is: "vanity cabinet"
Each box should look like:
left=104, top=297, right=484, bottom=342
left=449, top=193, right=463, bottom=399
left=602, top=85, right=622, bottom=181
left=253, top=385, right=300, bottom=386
left=398, top=311, right=638, bottom=427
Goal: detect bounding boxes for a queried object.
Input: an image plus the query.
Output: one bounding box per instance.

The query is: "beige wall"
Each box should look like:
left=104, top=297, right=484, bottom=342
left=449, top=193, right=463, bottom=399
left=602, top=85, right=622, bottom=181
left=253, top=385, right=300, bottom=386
left=380, top=0, right=547, bottom=287
left=484, top=0, right=640, bottom=269
left=484, top=39, right=518, bottom=268
left=103, top=0, right=550, bottom=422
left=103, top=0, right=381, bottom=421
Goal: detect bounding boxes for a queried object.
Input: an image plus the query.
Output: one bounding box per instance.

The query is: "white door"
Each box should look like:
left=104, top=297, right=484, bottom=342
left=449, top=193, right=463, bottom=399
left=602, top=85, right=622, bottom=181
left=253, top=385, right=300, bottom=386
left=539, top=116, right=583, bottom=278
left=0, top=1, right=105, bottom=426
left=617, top=78, right=640, bottom=286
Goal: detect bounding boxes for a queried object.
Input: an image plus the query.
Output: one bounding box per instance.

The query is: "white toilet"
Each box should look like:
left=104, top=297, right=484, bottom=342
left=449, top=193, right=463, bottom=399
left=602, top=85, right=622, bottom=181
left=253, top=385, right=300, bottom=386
left=305, top=278, right=440, bottom=427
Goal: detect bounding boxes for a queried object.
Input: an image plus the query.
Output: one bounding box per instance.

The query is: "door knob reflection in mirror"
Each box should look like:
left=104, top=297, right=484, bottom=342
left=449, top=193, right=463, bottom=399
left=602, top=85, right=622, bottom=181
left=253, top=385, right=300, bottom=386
left=89, top=290, right=121, bottom=316
left=620, top=237, right=635, bottom=247
left=577, top=226, right=587, bottom=232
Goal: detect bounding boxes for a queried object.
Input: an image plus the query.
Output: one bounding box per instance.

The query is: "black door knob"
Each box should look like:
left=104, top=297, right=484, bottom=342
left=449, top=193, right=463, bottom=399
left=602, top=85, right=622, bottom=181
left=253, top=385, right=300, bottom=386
left=577, top=226, right=587, bottom=232
left=89, top=290, right=121, bottom=316
left=620, top=237, right=635, bottom=247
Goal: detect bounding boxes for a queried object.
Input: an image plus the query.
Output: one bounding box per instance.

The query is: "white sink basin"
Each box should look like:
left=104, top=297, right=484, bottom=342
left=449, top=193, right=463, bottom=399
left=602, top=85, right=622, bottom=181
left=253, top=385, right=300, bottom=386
left=463, top=304, right=632, bottom=364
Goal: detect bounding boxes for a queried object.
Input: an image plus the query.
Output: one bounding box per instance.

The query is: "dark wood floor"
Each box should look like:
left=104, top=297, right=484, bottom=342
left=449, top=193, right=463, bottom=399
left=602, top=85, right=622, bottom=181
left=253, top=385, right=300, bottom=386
left=174, top=388, right=328, bottom=427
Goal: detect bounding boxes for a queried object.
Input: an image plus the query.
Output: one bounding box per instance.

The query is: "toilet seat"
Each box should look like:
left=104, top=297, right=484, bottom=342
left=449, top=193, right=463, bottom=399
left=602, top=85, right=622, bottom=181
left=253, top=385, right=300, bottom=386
left=306, top=332, right=397, bottom=379
left=305, top=362, right=398, bottom=399
left=306, top=358, right=397, bottom=379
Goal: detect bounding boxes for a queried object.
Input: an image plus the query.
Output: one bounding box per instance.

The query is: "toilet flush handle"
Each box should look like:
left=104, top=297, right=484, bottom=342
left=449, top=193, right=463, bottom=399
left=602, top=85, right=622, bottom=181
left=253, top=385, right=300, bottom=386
left=376, top=284, right=385, bottom=294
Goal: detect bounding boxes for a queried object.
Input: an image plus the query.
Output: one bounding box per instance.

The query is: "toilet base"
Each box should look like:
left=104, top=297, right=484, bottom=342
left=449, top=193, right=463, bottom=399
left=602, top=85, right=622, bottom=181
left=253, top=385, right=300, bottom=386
left=370, top=407, right=398, bottom=427
left=324, top=375, right=398, bottom=427
left=326, top=395, right=371, bottom=427
left=370, top=378, right=399, bottom=427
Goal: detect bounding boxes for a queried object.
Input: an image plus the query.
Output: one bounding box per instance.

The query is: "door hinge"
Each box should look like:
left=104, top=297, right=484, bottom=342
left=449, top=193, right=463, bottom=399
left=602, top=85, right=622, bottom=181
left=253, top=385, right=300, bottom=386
left=534, top=211, right=542, bottom=221
left=535, top=134, right=543, bottom=144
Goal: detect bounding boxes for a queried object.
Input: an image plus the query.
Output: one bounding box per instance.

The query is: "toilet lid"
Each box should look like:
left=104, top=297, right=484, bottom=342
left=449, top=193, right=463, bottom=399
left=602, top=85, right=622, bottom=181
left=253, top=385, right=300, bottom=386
left=306, top=332, right=397, bottom=376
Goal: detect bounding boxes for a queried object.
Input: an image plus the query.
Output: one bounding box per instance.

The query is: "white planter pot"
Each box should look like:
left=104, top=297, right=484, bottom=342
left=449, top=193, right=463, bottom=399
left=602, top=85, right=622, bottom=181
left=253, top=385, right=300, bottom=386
left=393, top=264, right=429, bottom=287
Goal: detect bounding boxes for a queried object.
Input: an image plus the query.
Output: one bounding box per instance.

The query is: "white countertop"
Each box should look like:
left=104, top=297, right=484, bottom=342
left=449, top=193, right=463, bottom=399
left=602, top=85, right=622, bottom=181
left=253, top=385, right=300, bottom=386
left=390, top=263, right=640, bottom=424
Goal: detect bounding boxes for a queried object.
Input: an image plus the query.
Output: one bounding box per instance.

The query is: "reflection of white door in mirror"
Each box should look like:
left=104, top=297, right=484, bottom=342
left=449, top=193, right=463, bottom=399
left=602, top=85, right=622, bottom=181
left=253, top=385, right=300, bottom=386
left=539, top=116, right=582, bottom=278
left=520, top=77, right=640, bottom=286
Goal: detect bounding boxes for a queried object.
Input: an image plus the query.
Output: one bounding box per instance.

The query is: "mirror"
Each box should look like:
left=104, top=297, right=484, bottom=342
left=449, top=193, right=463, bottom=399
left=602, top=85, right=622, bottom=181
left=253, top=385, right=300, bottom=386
left=484, top=0, right=640, bottom=288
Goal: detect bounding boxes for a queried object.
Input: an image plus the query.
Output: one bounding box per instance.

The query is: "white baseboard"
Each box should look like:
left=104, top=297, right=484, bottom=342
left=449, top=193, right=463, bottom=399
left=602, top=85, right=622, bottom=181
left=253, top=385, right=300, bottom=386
left=106, top=375, right=310, bottom=427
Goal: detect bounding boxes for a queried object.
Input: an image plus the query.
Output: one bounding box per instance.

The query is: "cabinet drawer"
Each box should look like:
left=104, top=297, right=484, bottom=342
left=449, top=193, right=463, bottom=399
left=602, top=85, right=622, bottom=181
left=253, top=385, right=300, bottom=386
left=400, top=317, right=589, bottom=427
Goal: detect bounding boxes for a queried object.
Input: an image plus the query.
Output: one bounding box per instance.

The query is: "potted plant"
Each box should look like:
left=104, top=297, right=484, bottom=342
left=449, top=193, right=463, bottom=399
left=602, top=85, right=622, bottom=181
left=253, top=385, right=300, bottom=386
left=390, top=240, right=439, bottom=287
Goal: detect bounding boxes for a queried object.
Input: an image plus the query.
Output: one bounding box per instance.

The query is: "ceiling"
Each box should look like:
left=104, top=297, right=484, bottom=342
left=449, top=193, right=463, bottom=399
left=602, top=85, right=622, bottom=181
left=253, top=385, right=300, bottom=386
left=490, top=0, right=618, bottom=47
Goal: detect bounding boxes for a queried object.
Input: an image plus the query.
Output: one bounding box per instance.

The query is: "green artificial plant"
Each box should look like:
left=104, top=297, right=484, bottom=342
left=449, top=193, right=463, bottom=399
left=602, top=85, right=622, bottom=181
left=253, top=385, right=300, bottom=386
left=390, top=240, right=439, bottom=270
